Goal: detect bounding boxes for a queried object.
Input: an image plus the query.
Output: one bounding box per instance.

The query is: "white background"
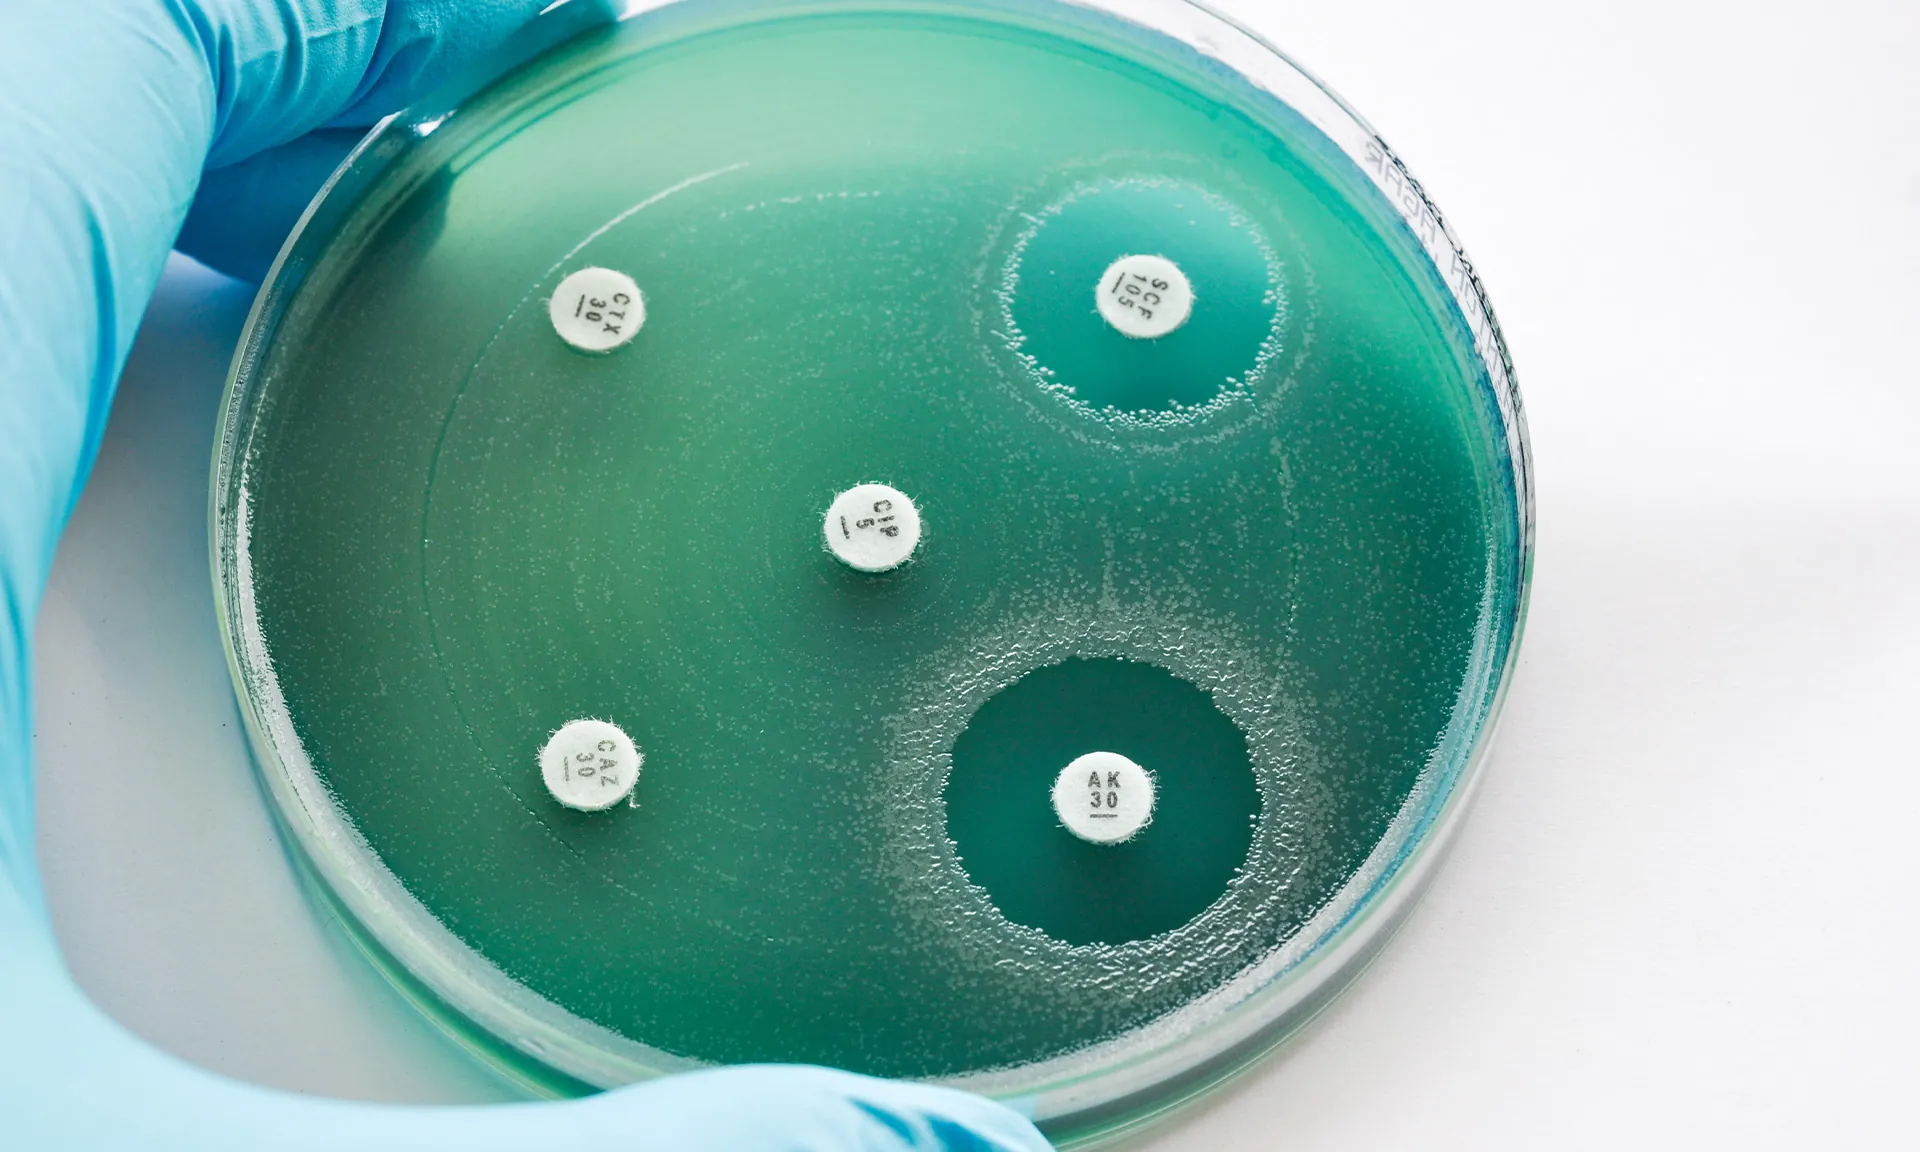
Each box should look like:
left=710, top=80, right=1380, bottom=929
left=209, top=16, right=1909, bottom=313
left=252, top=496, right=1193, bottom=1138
left=33, top=0, right=1920, bottom=1147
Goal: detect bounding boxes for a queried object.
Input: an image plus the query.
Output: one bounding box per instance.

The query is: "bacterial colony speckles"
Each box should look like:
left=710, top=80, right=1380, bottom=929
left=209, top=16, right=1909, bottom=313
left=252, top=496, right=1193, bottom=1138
left=995, top=175, right=1290, bottom=434
left=219, top=0, right=1527, bottom=1124
left=870, top=591, right=1346, bottom=1072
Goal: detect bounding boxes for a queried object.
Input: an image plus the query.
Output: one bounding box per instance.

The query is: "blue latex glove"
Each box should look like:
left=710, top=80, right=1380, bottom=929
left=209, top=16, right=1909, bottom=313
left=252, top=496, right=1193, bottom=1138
left=0, top=2, right=1050, bottom=1148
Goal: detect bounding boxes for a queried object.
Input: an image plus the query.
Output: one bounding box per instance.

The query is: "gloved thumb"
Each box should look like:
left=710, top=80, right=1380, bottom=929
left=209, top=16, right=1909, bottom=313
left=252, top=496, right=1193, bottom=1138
left=0, top=0, right=550, bottom=891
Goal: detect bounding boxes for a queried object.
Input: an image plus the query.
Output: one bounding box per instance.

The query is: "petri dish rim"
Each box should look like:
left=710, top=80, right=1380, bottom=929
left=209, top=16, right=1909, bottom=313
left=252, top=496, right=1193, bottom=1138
left=209, top=0, right=1534, bottom=1143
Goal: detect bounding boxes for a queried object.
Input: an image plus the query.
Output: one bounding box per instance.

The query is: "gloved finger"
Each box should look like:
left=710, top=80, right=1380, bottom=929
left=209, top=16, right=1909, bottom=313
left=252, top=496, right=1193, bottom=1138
left=176, top=129, right=364, bottom=282
left=198, top=0, right=554, bottom=167
left=570, top=1066, right=1052, bottom=1152
left=0, top=865, right=1052, bottom=1152
left=0, top=2, right=1056, bottom=1147
left=183, top=0, right=623, bottom=281
left=0, top=0, right=551, bottom=883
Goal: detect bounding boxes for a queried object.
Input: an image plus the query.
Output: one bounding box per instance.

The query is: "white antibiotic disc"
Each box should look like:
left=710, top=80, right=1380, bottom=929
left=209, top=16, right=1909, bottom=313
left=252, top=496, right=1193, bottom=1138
left=824, top=483, right=921, bottom=572
left=1094, top=253, right=1193, bottom=339
left=549, top=266, right=645, bottom=352
left=1052, top=751, right=1156, bottom=844
left=539, top=719, right=642, bottom=811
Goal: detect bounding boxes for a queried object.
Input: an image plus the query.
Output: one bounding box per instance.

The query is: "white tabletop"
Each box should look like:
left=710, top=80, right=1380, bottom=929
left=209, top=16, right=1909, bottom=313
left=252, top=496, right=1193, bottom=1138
left=34, top=0, right=1920, bottom=1146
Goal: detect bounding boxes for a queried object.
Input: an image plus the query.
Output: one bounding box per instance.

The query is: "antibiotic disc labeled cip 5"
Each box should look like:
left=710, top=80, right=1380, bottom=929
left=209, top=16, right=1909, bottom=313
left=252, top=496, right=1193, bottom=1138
left=824, top=483, right=922, bottom=572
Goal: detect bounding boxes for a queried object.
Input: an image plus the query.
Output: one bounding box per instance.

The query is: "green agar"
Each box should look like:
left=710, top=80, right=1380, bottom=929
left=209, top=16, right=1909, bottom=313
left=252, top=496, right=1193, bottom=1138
left=233, top=2, right=1521, bottom=1091
left=946, top=658, right=1259, bottom=946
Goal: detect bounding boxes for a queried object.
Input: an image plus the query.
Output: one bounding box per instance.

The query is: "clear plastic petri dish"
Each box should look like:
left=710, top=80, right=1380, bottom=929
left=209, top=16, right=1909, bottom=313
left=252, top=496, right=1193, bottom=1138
left=211, top=0, right=1532, bottom=1144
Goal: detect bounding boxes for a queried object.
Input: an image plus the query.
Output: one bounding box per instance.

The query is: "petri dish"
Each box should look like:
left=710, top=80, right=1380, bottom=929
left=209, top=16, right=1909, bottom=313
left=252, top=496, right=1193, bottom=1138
left=211, top=0, right=1532, bottom=1143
